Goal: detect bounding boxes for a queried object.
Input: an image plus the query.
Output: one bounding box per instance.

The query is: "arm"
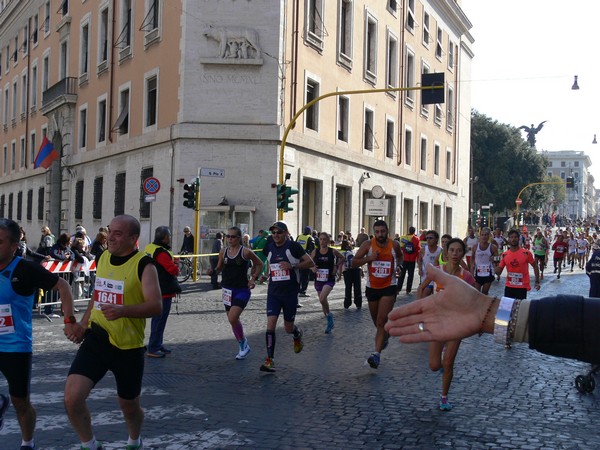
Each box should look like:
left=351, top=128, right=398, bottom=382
left=351, top=241, right=372, bottom=268
left=334, top=249, right=345, bottom=280
left=243, top=247, right=263, bottom=288
left=155, top=250, right=179, bottom=276
left=393, top=241, right=403, bottom=269
left=416, top=275, right=433, bottom=299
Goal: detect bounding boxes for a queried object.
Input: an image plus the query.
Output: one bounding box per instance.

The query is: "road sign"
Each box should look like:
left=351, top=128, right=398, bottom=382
left=143, top=177, right=160, bottom=195
left=365, top=199, right=389, bottom=216
left=200, top=168, right=225, bottom=178
left=515, top=198, right=522, bottom=205
left=144, top=194, right=156, bottom=202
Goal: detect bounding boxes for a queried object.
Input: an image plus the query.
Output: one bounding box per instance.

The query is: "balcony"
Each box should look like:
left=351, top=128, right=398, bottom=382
left=41, top=77, right=77, bottom=115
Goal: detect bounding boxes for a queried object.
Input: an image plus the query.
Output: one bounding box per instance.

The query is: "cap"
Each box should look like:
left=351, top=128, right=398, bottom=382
left=269, top=221, right=288, bottom=233
left=303, top=226, right=312, bottom=234
left=76, top=226, right=86, bottom=234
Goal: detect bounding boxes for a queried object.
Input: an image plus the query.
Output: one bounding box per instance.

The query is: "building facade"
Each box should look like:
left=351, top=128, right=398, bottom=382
left=0, top=0, right=473, bottom=251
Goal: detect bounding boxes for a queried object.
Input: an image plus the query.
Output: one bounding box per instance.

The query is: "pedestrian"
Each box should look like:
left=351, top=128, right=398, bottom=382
left=551, top=234, right=567, bottom=279
left=341, top=240, right=362, bottom=309
left=417, top=238, right=476, bottom=411
left=0, top=218, right=77, bottom=450
left=259, top=221, right=314, bottom=372
left=585, top=240, right=600, bottom=297
left=180, top=226, right=195, bottom=254
left=209, top=226, right=263, bottom=359
left=64, top=214, right=163, bottom=450
left=70, top=237, right=93, bottom=301
left=397, top=226, right=421, bottom=295
left=310, top=232, right=344, bottom=333
left=37, top=226, right=56, bottom=256
left=417, top=230, right=442, bottom=298
left=145, top=226, right=181, bottom=358
left=355, top=227, right=369, bottom=247
left=495, top=229, right=540, bottom=302
left=385, top=264, right=600, bottom=365
left=296, top=226, right=315, bottom=297
left=16, top=228, right=48, bottom=263
left=470, top=227, right=498, bottom=295
left=45, top=233, right=73, bottom=318
left=210, top=232, right=223, bottom=289
left=352, top=220, right=402, bottom=369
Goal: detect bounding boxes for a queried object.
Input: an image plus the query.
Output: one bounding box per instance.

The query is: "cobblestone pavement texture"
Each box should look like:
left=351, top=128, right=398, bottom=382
left=1, top=268, right=599, bottom=449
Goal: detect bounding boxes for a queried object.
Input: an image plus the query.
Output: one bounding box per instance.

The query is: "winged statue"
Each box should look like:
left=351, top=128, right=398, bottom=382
left=518, top=121, right=547, bottom=148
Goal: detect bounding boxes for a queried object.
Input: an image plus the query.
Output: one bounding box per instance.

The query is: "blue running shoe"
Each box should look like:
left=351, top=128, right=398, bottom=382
left=367, top=352, right=380, bottom=369
left=325, top=313, right=334, bottom=333
left=439, top=398, right=453, bottom=411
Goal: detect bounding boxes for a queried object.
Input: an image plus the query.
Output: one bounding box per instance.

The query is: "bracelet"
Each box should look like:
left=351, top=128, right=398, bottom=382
left=505, top=299, right=522, bottom=349
left=478, top=296, right=498, bottom=337
left=494, top=296, right=515, bottom=345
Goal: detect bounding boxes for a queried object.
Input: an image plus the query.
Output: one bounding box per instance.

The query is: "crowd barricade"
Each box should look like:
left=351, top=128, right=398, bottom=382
left=38, top=259, right=97, bottom=320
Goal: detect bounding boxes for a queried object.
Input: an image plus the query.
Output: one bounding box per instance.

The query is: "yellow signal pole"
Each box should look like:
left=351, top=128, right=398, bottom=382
left=514, top=181, right=566, bottom=228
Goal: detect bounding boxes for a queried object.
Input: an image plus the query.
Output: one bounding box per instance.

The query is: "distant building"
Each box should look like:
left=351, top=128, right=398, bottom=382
left=0, top=0, right=474, bottom=251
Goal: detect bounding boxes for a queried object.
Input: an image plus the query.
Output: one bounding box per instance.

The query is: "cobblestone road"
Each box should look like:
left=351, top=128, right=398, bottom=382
left=2, top=267, right=599, bottom=449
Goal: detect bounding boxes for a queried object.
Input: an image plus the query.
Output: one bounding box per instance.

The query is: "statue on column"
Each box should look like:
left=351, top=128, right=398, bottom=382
left=519, top=121, right=547, bottom=148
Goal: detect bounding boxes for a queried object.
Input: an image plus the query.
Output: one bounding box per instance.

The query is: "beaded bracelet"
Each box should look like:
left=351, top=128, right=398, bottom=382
left=494, top=297, right=515, bottom=345
left=478, top=296, right=498, bottom=337
left=504, top=299, right=523, bottom=349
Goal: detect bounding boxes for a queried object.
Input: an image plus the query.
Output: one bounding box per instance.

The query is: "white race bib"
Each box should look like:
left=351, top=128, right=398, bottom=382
left=316, top=268, right=329, bottom=282
left=270, top=263, right=291, bottom=281
left=0, top=304, right=15, bottom=335
left=507, top=272, right=523, bottom=286
left=222, top=288, right=232, bottom=306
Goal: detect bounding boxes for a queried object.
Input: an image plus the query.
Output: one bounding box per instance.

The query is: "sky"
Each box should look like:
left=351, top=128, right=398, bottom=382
left=460, top=0, right=600, bottom=181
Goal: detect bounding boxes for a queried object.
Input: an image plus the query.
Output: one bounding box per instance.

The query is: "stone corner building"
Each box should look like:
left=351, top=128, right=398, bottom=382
left=0, top=0, right=474, bottom=251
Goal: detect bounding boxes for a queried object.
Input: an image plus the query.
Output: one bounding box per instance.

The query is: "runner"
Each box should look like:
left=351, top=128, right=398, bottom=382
left=495, top=229, right=540, bottom=303
left=438, top=234, right=452, bottom=266
left=532, top=227, right=549, bottom=280
left=310, top=232, right=344, bottom=333
left=417, top=238, right=476, bottom=411
left=259, top=222, right=314, bottom=372
left=352, top=220, right=402, bottom=369
left=577, top=233, right=589, bottom=270
left=470, top=227, right=498, bottom=295
left=567, top=231, right=578, bottom=271
left=551, top=233, right=568, bottom=279
left=463, top=227, right=478, bottom=268
left=397, top=226, right=421, bottom=295
left=492, top=227, right=507, bottom=281
left=209, top=226, right=263, bottom=359
left=418, top=230, right=442, bottom=298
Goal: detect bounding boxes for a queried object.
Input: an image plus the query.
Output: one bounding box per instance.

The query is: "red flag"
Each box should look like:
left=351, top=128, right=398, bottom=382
left=34, top=136, right=59, bottom=169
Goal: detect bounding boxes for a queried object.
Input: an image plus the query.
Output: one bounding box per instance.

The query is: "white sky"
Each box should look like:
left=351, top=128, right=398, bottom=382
left=460, top=0, right=600, bottom=181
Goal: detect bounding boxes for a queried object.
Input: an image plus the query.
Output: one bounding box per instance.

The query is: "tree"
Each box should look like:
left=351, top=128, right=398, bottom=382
left=471, top=111, right=548, bottom=214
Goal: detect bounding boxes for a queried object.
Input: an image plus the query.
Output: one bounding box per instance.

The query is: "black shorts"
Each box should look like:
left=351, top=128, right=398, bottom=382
left=365, top=285, right=397, bottom=302
left=0, top=352, right=32, bottom=398
left=68, top=324, right=145, bottom=400
left=504, top=286, right=528, bottom=300
left=475, top=275, right=495, bottom=285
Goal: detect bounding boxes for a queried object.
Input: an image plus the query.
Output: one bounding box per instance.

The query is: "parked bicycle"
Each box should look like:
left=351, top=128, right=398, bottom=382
left=176, top=253, right=193, bottom=283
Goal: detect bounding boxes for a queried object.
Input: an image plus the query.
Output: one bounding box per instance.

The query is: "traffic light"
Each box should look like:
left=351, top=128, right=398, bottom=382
left=183, top=179, right=198, bottom=209
left=276, top=184, right=286, bottom=209
left=282, top=185, right=299, bottom=212
left=566, top=177, right=574, bottom=188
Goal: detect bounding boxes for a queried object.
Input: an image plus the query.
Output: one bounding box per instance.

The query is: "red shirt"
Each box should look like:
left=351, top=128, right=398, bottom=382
left=552, top=241, right=568, bottom=259
left=499, top=248, right=534, bottom=290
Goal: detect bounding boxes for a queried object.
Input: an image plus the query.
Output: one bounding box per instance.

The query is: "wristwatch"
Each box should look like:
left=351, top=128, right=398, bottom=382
left=64, top=315, right=77, bottom=324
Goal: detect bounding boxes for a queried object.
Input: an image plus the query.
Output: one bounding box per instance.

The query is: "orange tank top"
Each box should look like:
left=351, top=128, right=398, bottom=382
left=366, top=238, right=397, bottom=289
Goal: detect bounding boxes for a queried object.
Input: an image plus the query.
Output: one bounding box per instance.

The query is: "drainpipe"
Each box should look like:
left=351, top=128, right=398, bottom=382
left=397, top=0, right=407, bottom=166
left=290, top=0, right=300, bottom=125
left=108, top=0, right=116, bottom=143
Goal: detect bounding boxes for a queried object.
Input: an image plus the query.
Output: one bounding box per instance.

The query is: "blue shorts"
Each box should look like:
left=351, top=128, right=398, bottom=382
left=222, top=287, right=251, bottom=311
left=266, top=293, right=298, bottom=322
left=315, top=280, right=335, bottom=293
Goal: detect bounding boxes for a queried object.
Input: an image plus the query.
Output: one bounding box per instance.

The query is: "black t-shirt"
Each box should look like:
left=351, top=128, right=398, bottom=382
left=8, top=257, right=60, bottom=296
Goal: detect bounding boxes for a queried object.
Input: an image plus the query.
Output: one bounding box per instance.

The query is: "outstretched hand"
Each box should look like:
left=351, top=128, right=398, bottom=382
left=385, top=264, right=493, bottom=343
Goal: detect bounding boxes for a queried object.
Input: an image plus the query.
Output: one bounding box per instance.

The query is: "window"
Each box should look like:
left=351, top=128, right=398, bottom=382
left=12, top=81, right=17, bottom=121
left=59, top=0, right=69, bottom=16
left=364, top=107, right=374, bottom=151
left=38, top=187, right=44, bottom=220
left=338, top=0, right=353, bottom=66
left=448, top=41, right=455, bottom=70
left=8, top=193, right=13, bottom=219
left=26, top=189, right=33, bottom=220
left=420, top=136, right=427, bottom=171
left=446, top=85, right=454, bottom=132
left=118, top=0, right=132, bottom=49
left=31, top=64, right=37, bottom=109
left=386, top=32, right=398, bottom=89
left=145, top=74, right=157, bottom=127
left=406, top=0, right=416, bottom=32
left=80, top=22, right=89, bottom=76
left=59, top=40, right=68, bottom=79
left=435, top=27, right=443, bottom=59
left=2, top=145, right=6, bottom=174
left=44, top=2, right=51, bottom=35
left=32, top=14, right=39, bottom=45
left=93, top=176, right=103, bottom=220
left=446, top=150, right=451, bottom=180
left=42, top=54, right=49, bottom=91
left=434, top=104, right=442, bottom=126
left=434, top=143, right=440, bottom=175
left=21, top=73, right=27, bottom=115
left=75, top=180, right=84, bottom=221
left=337, top=96, right=349, bottom=142
left=547, top=161, right=553, bottom=167
left=0, top=194, right=4, bottom=217
left=78, top=106, right=87, bottom=149
left=385, top=119, right=395, bottom=158
left=17, top=191, right=22, bottom=220
left=22, top=23, right=29, bottom=56
left=5, top=45, right=9, bottom=71
left=421, top=62, right=430, bottom=117
left=3, top=89, right=7, bottom=126
left=114, top=172, right=126, bottom=216
left=97, top=97, right=107, bottom=143
left=404, top=49, right=415, bottom=107
left=574, top=161, right=580, bottom=167
left=30, top=132, right=36, bottom=166
left=364, top=14, right=377, bottom=82
left=19, top=136, right=25, bottom=168
left=99, top=7, right=109, bottom=65
left=388, top=0, right=397, bottom=14
left=11, top=141, right=15, bottom=171
left=13, top=36, right=18, bottom=64
left=141, top=0, right=161, bottom=45
left=404, top=128, right=412, bottom=165
left=306, top=0, right=325, bottom=49
left=114, top=88, right=130, bottom=134
left=139, top=167, right=152, bottom=219
left=305, top=77, right=319, bottom=131
left=422, top=11, right=430, bottom=46
left=560, top=161, right=566, bottom=167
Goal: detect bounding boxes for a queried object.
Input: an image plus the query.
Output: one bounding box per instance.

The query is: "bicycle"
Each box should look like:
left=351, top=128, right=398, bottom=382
left=176, top=253, right=193, bottom=283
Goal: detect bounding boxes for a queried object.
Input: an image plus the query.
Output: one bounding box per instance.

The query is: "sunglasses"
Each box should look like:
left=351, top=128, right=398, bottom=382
left=225, top=234, right=240, bottom=239
left=426, top=237, right=436, bottom=240
left=271, top=230, right=284, bottom=235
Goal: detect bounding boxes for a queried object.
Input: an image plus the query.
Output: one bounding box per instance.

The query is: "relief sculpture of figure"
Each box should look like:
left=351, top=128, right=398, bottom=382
left=518, top=121, right=547, bottom=148
left=203, top=26, right=261, bottom=59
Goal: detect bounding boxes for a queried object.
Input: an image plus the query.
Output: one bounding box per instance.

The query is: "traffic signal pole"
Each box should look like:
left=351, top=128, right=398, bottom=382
left=193, top=173, right=200, bottom=282
left=277, top=80, right=444, bottom=221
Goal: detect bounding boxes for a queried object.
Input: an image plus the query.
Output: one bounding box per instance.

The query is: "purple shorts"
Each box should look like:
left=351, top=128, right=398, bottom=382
left=315, top=280, right=335, bottom=292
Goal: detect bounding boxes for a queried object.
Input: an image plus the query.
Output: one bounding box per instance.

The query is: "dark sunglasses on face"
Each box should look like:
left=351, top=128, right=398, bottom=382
left=225, top=235, right=240, bottom=239
left=271, top=230, right=284, bottom=235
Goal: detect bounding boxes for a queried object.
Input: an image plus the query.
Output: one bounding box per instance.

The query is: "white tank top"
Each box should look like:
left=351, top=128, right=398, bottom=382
left=422, top=246, right=442, bottom=279
left=474, top=243, right=493, bottom=277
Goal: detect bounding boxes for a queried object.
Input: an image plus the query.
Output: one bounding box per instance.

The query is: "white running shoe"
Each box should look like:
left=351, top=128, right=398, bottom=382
left=236, top=339, right=251, bottom=360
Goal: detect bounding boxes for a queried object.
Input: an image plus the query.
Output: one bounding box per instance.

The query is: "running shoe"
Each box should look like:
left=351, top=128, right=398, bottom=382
left=557, top=274, right=560, bottom=279
left=80, top=444, right=103, bottom=450
left=259, top=357, right=275, bottom=372
left=367, top=352, right=380, bottom=369
left=126, top=439, right=143, bottom=450
left=0, top=393, right=9, bottom=432
left=439, top=398, right=453, bottom=411
left=293, top=329, right=304, bottom=353
left=325, top=313, right=334, bottom=334
left=236, top=339, right=251, bottom=360
left=20, top=446, right=35, bottom=450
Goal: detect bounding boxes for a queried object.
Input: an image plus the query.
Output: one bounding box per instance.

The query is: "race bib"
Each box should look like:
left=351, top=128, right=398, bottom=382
left=371, top=260, right=392, bottom=278
left=270, top=263, right=291, bottom=281
left=222, top=288, right=232, bottom=306
left=507, top=272, right=523, bottom=286
left=0, top=304, right=15, bottom=335
left=477, top=265, right=491, bottom=277
left=316, top=268, right=329, bottom=282
left=93, top=277, right=125, bottom=310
